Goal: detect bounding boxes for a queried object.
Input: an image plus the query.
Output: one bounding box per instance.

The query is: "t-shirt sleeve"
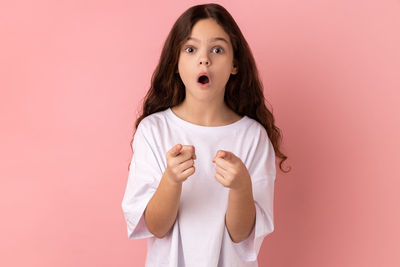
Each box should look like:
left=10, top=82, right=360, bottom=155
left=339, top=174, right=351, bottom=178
left=121, top=123, right=163, bottom=239
left=228, top=124, right=276, bottom=261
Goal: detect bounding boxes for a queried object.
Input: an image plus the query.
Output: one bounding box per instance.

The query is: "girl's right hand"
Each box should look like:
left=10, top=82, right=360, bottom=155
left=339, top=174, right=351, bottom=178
left=164, top=144, right=196, bottom=184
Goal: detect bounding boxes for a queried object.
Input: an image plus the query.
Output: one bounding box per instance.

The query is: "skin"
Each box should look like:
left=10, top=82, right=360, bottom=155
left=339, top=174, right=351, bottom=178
left=144, top=18, right=256, bottom=243
left=212, top=151, right=256, bottom=243
left=173, top=18, right=241, bottom=126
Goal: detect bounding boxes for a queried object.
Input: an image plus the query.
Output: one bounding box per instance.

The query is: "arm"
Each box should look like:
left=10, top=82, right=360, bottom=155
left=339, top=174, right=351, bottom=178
left=144, top=171, right=182, bottom=238
left=225, top=186, right=256, bottom=243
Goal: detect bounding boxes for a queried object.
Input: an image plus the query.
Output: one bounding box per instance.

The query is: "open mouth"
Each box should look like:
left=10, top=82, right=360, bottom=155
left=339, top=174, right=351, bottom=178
left=198, top=75, right=209, bottom=84
left=197, top=75, right=210, bottom=85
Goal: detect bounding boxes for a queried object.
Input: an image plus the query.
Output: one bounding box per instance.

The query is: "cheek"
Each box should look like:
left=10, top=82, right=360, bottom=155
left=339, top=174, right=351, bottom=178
left=215, top=66, right=233, bottom=84
left=177, top=60, right=187, bottom=76
left=177, top=57, right=183, bottom=72
left=178, top=56, right=191, bottom=71
left=177, top=60, right=194, bottom=87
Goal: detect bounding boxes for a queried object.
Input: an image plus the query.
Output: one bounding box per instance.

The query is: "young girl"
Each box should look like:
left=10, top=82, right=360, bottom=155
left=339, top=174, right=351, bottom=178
left=122, top=3, right=289, bottom=266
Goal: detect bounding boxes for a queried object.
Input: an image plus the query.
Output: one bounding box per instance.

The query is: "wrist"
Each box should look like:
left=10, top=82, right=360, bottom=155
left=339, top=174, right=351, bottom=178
left=163, top=171, right=183, bottom=189
left=230, top=183, right=253, bottom=197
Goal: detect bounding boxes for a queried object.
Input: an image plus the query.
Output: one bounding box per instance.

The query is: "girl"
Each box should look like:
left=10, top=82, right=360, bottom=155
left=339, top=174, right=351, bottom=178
left=122, top=3, right=289, bottom=267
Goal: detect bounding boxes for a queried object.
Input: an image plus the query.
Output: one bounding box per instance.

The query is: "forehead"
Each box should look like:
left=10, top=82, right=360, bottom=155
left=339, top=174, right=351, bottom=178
left=186, top=18, right=231, bottom=44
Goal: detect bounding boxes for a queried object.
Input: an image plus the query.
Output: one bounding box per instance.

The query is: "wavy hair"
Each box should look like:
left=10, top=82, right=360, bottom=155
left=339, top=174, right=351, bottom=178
left=129, top=3, right=290, bottom=173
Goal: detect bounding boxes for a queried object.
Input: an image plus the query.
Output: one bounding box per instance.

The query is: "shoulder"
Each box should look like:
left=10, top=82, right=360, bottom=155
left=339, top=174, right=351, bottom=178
left=243, top=118, right=273, bottom=155
left=244, top=117, right=268, bottom=138
left=137, top=108, right=170, bottom=134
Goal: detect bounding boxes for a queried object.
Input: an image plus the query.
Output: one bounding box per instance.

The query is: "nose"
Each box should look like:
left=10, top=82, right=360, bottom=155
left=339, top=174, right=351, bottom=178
left=199, top=54, right=210, bottom=66
left=199, top=58, right=209, bottom=66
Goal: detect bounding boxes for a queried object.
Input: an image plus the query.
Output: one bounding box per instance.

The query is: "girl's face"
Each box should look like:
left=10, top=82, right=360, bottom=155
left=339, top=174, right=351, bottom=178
left=177, top=18, right=238, bottom=102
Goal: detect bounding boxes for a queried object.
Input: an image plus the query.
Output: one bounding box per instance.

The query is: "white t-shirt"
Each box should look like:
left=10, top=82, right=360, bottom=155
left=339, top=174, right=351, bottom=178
left=121, top=107, right=276, bottom=267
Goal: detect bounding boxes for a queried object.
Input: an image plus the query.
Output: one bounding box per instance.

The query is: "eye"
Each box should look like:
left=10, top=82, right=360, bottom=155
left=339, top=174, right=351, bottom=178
left=183, top=46, right=224, bottom=54
left=212, top=47, right=224, bottom=54
left=184, top=46, right=195, bottom=53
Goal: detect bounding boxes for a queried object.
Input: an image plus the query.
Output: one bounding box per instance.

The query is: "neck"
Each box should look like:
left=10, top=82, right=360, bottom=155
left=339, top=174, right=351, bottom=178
left=171, top=99, right=240, bottom=127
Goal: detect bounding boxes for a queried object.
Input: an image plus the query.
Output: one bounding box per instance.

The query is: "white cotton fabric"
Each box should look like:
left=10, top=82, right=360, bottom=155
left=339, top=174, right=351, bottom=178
left=121, top=107, right=276, bottom=267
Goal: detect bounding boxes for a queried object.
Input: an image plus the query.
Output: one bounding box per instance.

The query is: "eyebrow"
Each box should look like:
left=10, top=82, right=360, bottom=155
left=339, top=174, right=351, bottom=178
left=187, top=37, right=229, bottom=44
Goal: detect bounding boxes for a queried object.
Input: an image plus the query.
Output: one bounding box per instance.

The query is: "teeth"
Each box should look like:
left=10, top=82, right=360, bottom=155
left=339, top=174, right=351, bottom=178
left=198, top=75, right=209, bottom=84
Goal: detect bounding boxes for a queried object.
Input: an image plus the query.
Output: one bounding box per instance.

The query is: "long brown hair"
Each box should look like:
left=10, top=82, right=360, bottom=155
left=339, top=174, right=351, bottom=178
left=130, top=3, right=290, bottom=173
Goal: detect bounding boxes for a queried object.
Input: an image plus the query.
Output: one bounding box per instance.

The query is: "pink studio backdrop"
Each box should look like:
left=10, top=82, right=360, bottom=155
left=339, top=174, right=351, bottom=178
left=1, top=0, right=399, bottom=266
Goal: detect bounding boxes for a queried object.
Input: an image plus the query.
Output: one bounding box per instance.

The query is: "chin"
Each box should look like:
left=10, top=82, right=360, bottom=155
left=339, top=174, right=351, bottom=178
left=188, top=90, right=224, bottom=103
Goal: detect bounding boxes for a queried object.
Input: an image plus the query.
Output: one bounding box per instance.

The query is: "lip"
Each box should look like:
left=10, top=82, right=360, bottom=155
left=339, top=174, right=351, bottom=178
left=197, top=72, right=211, bottom=88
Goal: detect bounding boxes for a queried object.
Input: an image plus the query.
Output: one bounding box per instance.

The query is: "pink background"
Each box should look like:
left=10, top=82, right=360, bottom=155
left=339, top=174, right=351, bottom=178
left=1, top=0, right=399, bottom=266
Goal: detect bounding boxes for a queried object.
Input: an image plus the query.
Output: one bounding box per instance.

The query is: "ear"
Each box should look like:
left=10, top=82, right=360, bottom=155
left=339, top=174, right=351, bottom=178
left=231, top=62, right=238, bottom=75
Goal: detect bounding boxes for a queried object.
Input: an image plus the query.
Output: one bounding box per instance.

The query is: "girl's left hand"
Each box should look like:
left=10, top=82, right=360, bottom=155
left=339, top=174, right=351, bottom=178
left=212, top=150, right=252, bottom=191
